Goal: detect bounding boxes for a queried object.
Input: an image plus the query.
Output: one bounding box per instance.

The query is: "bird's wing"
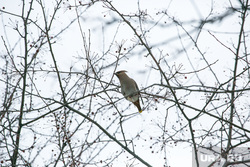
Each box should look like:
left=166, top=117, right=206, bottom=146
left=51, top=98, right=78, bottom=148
left=133, top=79, right=144, bottom=105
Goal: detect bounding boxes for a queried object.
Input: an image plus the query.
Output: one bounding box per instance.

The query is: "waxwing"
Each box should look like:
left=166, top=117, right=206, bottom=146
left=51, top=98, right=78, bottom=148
left=115, top=70, right=142, bottom=113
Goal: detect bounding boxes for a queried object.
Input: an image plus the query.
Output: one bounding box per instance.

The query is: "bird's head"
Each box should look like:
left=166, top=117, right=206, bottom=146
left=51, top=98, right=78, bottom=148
left=115, top=70, right=127, bottom=78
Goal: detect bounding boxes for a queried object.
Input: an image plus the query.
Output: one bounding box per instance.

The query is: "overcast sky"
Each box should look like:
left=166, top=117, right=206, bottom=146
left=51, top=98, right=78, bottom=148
left=1, top=0, right=249, bottom=167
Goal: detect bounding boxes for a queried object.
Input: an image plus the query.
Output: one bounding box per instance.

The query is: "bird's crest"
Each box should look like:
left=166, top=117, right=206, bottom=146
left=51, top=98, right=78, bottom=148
left=115, top=70, right=127, bottom=75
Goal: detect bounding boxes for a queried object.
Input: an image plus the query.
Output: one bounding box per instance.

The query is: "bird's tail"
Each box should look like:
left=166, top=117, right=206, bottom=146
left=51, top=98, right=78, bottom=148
left=133, top=100, right=142, bottom=113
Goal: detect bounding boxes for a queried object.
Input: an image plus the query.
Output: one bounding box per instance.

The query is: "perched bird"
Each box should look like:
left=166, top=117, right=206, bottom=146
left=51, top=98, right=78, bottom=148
left=115, top=70, right=142, bottom=113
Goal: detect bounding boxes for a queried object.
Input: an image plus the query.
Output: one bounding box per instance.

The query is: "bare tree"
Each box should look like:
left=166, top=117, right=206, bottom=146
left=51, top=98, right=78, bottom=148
left=0, top=0, right=249, bottom=166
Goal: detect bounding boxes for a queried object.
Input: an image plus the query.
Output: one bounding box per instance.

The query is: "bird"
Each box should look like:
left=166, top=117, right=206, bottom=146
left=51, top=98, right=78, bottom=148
left=115, top=70, right=142, bottom=113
